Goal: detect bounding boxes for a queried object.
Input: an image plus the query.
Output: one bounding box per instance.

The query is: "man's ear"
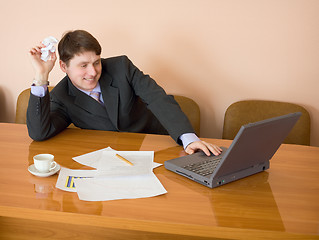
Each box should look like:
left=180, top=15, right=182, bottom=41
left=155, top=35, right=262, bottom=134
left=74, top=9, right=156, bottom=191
left=59, top=60, right=67, bottom=73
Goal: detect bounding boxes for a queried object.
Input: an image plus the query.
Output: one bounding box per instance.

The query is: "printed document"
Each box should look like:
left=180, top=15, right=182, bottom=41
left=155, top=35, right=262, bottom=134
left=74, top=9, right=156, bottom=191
left=56, top=147, right=167, bottom=201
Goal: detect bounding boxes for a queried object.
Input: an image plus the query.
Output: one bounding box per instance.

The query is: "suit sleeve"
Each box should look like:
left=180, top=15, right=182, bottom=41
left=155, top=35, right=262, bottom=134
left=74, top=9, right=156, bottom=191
left=26, top=91, right=70, bottom=141
left=123, top=56, right=195, bottom=143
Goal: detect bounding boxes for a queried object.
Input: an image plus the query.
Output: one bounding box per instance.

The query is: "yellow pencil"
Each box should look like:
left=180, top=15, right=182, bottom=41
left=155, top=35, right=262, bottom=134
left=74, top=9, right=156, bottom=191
left=116, top=154, right=134, bottom=166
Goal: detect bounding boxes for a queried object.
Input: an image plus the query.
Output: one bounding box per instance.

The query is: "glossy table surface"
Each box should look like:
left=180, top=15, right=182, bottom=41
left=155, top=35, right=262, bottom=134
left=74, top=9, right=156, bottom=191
left=0, top=123, right=318, bottom=239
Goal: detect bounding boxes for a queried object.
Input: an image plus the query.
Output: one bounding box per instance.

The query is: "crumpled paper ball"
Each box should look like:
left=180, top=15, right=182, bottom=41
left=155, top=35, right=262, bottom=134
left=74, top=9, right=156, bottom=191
left=41, top=36, right=58, bottom=62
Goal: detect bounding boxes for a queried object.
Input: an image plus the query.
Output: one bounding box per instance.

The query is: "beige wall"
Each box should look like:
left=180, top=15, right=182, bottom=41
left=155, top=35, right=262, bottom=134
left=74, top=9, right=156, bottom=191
left=0, top=0, right=318, bottom=146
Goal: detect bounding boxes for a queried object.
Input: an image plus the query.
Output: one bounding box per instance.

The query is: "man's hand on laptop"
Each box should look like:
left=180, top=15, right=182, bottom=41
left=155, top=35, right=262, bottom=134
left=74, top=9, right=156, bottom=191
left=185, top=141, right=222, bottom=156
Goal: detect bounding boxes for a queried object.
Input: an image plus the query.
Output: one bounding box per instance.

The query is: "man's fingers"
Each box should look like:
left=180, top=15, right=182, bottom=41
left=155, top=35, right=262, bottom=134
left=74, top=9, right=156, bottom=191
left=29, top=46, right=42, bottom=56
left=185, top=141, right=222, bottom=156
left=185, top=148, right=194, bottom=155
left=206, top=143, right=222, bottom=156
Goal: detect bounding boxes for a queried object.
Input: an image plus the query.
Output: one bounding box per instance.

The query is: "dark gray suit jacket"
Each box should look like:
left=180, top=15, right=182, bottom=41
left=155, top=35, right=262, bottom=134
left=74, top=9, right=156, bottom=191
left=27, top=55, right=194, bottom=143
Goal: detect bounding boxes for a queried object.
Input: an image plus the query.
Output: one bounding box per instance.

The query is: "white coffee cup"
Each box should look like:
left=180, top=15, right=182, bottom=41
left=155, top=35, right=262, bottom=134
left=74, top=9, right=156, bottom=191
left=33, top=154, right=57, bottom=173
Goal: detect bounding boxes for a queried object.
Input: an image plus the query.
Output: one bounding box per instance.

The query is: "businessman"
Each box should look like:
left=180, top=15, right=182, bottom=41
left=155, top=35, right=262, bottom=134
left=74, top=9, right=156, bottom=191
left=28, top=30, right=222, bottom=156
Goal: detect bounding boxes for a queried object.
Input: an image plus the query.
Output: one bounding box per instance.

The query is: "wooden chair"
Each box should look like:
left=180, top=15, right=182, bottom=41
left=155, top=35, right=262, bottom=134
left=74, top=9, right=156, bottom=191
left=174, top=95, right=200, bottom=136
left=16, top=88, right=200, bottom=135
left=15, top=87, right=54, bottom=124
left=222, top=100, right=311, bottom=145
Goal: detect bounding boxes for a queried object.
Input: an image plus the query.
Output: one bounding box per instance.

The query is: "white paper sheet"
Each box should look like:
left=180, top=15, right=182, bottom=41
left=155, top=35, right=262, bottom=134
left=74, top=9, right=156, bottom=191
left=56, top=167, right=98, bottom=192
left=72, top=147, right=113, bottom=168
left=95, top=151, right=153, bottom=177
left=57, top=147, right=167, bottom=201
left=73, top=147, right=162, bottom=169
left=74, top=173, right=167, bottom=201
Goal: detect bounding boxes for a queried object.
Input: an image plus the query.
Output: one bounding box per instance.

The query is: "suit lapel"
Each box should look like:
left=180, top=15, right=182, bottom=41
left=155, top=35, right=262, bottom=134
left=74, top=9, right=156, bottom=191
left=67, top=79, right=108, bottom=118
left=99, top=72, right=119, bottom=129
left=66, top=72, right=120, bottom=129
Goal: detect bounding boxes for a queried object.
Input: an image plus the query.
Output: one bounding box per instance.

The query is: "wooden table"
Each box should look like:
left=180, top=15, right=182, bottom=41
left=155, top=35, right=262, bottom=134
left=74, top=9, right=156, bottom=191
left=0, top=123, right=318, bottom=239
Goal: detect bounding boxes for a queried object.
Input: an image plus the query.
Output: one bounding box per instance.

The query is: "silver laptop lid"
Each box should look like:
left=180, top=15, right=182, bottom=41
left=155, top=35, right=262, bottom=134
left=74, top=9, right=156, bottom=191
left=211, top=112, right=301, bottom=179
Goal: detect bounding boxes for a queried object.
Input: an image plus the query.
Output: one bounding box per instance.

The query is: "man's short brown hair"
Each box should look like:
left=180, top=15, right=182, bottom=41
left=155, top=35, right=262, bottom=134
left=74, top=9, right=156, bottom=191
left=58, top=30, right=102, bottom=65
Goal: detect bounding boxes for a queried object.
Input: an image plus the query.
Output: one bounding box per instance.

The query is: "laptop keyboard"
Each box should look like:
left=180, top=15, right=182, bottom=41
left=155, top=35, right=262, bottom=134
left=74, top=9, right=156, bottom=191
left=183, top=156, right=222, bottom=176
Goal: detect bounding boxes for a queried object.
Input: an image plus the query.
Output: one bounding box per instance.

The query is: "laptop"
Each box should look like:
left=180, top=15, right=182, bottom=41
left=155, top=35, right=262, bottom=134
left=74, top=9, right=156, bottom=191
left=165, top=112, right=301, bottom=188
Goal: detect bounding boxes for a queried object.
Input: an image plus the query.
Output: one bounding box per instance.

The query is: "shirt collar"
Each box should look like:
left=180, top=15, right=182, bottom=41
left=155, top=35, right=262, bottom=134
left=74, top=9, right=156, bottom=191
left=77, top=82, right=101, bottom=96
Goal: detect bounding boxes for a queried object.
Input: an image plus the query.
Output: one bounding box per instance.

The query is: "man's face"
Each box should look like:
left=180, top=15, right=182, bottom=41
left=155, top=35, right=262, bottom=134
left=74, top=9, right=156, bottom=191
left=60, top=51, right=102, bottom=92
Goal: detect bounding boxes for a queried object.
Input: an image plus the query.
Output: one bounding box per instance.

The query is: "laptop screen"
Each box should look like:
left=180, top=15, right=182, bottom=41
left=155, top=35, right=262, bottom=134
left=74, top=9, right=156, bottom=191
left=212, top=112, right=301, bottom=178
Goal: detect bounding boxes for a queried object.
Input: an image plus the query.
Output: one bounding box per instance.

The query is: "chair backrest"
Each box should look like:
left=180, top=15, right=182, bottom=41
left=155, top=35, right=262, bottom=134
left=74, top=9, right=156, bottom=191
left=15, top=87, right=54, bottom=124
left=16, top=89, right=201, bottom=135
left=222, top=100, right=311, bottom=145
left=174, top=95, right=200, bottom=136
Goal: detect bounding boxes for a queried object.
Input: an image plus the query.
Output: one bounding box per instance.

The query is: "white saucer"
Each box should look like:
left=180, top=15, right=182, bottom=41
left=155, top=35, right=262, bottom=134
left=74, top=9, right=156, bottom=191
left=28, top=163, right=61, bottom=177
